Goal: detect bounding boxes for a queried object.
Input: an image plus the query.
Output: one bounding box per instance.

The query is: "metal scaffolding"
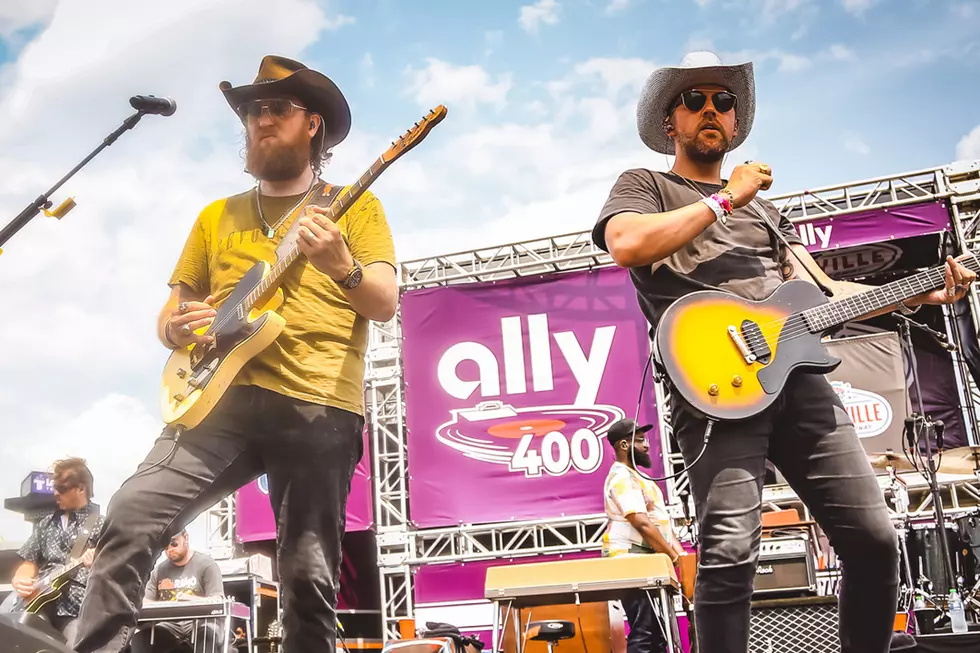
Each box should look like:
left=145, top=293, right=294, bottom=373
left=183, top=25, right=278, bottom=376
left=359, top=160, right=980, bottom=639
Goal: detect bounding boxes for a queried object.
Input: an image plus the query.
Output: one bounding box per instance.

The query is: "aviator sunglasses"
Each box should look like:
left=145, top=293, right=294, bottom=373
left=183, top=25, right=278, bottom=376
left=675, top=89, right=737, bottom=114
left=236, top=98, right=307, bottom=121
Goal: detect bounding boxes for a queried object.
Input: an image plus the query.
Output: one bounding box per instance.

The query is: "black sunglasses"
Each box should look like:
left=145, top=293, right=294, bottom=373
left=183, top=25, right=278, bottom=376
left=53, top=482, right=76, bottom=494
left=675, top=90, right=737, bottom=114
left=236, top=98, right=307, bottom=121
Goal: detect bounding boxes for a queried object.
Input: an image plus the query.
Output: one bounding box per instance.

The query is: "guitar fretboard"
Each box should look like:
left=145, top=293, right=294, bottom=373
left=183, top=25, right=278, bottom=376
left=802, top=254, right=980, bottom=332
left=243, top=155, right=387, bottom=310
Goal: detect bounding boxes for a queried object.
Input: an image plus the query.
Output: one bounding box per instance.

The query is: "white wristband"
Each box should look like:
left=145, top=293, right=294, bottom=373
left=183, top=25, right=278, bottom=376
left=700, top=196, right=727, bottom=225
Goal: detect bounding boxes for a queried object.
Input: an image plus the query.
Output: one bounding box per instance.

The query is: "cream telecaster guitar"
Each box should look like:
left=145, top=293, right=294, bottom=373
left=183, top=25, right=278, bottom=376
left=161, top=106, right=448, bottom=429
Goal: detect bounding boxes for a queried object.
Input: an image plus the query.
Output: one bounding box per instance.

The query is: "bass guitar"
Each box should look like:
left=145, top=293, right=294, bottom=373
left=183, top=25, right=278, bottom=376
left=0, top=552, right=92, bottom=616
left=161, top=106, right=447, bottom=429
left=654, top=256, right=979, bottom=421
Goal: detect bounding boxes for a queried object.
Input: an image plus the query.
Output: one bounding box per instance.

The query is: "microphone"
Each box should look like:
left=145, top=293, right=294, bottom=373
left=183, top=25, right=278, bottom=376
left=129, top=95, right=177, bottom=116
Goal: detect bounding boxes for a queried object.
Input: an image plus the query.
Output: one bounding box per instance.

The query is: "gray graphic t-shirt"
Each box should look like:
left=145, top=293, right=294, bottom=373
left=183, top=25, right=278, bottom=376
left=144, top=552, right=224, bottom=602
left=593, top=169, right=803, bottom=331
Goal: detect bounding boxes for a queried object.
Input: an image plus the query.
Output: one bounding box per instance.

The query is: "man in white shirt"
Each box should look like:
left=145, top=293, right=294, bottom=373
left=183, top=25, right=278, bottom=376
left=602, top=419, right=688, bottom=653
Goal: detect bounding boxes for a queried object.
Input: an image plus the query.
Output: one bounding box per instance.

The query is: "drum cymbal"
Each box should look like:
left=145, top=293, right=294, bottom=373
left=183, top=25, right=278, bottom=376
left=868, top=451, right=917, bottom=473
left=934, top=446, right=980, bottom=475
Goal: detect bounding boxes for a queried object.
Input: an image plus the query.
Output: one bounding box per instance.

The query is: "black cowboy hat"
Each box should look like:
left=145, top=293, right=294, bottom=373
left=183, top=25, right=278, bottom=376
left=219, top=55, right=352, bottom=151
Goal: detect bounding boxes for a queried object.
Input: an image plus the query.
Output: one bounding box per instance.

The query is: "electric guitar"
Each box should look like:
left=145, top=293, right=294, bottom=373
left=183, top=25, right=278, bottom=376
left=0, top=552, right=92, bottom=615
left=161, top=106, right=448, bottom=429
left=654, top=256, right=980, bottom=421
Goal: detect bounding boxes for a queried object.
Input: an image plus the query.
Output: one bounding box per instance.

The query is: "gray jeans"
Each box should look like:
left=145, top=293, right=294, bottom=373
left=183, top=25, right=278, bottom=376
left=71, top=385, right=365, bottom=653
left=672, top=371, right=899, bottom=653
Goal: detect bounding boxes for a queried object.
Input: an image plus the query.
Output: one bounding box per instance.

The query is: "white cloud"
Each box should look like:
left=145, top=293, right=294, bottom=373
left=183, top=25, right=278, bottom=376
left=956, top=125, right=980, bottom=161
left=605, top=0, right=631, bottom=14
left=0, top=0, right=341, bottom=544
left=844, top=131, right=870, bottom=155
left=361, top=52, right=375, bottom=88
left=841, top=0, right=876, bottom=16
left=324, top=13, right=355, bottom=30
left=952, top=3, right=975, bottom=19
left=827, top=44, right=855, bottom=60
left=0, top=0, right=57, bottom=38
left=404, top=58, right=512, bottom=110
left=519, top=0, right=561, bottom=34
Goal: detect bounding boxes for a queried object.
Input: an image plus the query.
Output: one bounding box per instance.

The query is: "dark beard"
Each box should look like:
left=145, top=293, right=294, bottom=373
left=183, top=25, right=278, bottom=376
left=678, top=128, right=730, bottom=164
left=246, top=135, right=310, bottom=181
left=631, top=448, right=652, bottom=468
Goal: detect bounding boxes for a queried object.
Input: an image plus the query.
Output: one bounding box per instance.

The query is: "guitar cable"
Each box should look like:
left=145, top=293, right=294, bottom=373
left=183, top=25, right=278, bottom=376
left=628, top=350, right=714, bottom=484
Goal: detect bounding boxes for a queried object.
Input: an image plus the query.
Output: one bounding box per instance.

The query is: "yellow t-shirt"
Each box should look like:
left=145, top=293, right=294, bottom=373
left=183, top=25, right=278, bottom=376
left=168, top=183, right=396, bottom=416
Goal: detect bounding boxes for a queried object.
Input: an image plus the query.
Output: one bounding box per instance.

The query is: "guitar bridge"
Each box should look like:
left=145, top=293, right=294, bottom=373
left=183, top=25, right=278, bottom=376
left=728, top=325, right=757, bottom=364
left=729, top=321, right=773, bottom=365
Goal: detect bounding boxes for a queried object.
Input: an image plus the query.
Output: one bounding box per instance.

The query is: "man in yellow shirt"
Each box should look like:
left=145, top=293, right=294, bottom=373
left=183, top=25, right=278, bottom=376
left=602, top=419, right=688, bottom=653
left=72, top=56, right=397, bottom=653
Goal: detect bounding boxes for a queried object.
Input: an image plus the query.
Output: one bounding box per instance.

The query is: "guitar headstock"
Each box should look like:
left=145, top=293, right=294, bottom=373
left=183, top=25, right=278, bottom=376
left=382, top=105, right=448, bottom=164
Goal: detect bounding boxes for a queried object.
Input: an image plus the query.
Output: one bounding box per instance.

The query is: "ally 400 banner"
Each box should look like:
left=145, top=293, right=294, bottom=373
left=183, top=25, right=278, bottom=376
left=401, top=267, right=661, bottom=528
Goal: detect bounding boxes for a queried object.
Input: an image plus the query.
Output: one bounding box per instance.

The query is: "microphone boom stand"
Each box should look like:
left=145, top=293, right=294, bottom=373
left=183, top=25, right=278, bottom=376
left=0, top=110, right=146, bottom=253
left=895, top=313, right=959, bottom=602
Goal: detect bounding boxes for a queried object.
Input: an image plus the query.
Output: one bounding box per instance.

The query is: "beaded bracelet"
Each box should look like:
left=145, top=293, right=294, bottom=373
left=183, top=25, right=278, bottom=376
left=163, top=320, right=180, bottom=349
left=713, top=191, right=734, bottom=215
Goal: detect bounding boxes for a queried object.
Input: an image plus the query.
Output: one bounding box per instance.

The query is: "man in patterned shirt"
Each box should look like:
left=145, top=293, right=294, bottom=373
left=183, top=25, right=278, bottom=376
left=602, top=419, right=687, bottom=653
left=12, top=458, right=102, bottom=644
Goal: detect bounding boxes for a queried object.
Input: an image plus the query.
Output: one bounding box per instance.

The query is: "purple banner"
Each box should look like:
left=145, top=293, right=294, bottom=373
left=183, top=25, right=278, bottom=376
left=234, top=429, right=373, bottom=542
left=791, top=201, right=950, bottom=252
left=401, top=267, right=661, bottom=528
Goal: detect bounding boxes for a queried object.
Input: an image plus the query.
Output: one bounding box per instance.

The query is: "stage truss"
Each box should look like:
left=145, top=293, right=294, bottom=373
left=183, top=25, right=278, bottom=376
left=362, top=160, right=980, bottom=639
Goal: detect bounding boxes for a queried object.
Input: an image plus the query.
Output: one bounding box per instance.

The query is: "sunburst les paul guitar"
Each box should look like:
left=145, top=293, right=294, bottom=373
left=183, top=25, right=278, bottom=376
left=161, top=106, right=448, bottom=429
left=655, top=256, right=980, bottom=422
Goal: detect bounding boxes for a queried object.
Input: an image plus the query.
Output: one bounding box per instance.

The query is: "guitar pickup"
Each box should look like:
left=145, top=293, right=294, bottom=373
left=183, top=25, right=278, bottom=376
left=741, top=320, right=772, bottom=364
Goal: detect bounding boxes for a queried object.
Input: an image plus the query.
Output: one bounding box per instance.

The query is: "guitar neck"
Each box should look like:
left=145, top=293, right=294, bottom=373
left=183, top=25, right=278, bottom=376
left=243, top=155, right=388, bottom=308
left=804, top=254, right=980, bottom=332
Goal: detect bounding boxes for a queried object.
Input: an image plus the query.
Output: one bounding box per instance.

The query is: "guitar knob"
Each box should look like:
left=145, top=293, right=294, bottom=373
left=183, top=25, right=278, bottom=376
left=708, top=384, right=720, bottom=396
left=732, top=376, right=743, bottom=387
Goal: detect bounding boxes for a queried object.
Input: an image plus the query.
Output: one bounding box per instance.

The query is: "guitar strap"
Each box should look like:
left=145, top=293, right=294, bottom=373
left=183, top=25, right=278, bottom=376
left=275, top=182, right=344, bottom=261
left=745, top=198, right=834, bottom=296
left=68, top=509, right=100, bottom=561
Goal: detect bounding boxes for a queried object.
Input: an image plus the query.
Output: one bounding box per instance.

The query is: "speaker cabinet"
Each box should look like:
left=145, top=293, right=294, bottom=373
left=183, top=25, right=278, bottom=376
left=0, top=614, right=75, bottom=653
left=748, top=596, right=839, bottom=653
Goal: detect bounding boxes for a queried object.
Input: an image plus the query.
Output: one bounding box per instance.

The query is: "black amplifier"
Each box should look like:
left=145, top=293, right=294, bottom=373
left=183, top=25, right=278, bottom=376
left=754, top=535, right=816, bottom=597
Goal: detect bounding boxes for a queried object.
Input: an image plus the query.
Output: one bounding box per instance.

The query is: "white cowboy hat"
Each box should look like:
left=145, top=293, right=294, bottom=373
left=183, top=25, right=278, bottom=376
left=636, top=51, right=755, bottom=155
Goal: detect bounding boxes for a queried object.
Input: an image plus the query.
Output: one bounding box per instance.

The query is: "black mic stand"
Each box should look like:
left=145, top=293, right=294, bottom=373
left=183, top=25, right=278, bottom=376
left=0, top=110, right=147, bottom=253
left=895, top=313, right=959, bottom=605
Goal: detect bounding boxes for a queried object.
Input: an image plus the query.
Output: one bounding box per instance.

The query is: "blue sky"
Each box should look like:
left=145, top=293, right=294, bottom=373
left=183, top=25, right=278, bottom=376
left=0, top=0, right=977, bottom=543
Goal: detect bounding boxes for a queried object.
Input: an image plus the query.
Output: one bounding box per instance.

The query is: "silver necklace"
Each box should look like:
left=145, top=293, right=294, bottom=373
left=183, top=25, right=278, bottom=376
left=672, top=171, right=713, bottom=198
left=255, top=176, right=319, bottom=239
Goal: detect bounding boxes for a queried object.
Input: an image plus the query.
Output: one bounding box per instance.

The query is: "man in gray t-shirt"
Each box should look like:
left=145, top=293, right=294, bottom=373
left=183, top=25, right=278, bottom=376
left=594, top=52, right=975, bottom=653
left=132, top=530, right=225, bottom=653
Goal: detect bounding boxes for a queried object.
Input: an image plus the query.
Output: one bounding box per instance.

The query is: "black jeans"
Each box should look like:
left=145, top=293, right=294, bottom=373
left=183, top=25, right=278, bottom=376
left=622, top=590, right=667, bottom=653
left=673, top=371, right=899, bottom=653
left=130, top=620, right=224, bottom=653
left=72, top=385, right=365, bottom=653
